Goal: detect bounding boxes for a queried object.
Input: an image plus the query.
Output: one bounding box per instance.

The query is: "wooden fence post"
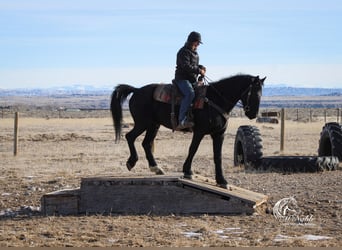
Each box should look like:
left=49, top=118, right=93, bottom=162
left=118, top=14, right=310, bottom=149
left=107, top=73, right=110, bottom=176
left=280, top=108, right=285, bottom=152
left=14, top=112, right=19, bottom=156
left=337, top=108, right=340, bottom=123
left=324, top=109, right=327, bottom=123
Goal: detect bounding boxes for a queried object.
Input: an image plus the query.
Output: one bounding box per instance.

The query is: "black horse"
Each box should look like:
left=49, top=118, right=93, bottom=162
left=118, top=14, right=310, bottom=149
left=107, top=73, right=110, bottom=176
left=111, top=74, right=265, bottom=188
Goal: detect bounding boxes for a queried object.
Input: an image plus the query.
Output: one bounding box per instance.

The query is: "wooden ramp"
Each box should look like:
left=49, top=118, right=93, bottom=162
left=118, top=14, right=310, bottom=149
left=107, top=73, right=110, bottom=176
left=41, top=174, right=268, bottom=216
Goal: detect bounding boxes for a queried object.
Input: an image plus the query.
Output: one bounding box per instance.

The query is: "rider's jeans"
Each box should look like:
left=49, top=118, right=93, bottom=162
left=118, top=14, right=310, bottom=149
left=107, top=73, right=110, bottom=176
left=175, top=80, right=195, bottom=122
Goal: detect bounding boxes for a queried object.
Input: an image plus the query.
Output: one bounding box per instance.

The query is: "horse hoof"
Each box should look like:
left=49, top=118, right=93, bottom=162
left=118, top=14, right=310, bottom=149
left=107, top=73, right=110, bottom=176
left=150, top=166, right=165, bottom=175
left=126, top=157, right=138, bottom=171
left=217, top=183, right=228, bottom=189
left=183, top=174, right=193, bottom=180
left=126, top=162, right=133, bottom=171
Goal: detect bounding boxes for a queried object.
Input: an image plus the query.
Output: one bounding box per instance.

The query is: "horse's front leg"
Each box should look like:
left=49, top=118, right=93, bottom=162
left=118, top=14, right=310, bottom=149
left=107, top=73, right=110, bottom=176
left=142, top=124, right=165, bottom=175
left=183, top=132, right=205, bottom=179
left=211, top=132, right=228, bottom=188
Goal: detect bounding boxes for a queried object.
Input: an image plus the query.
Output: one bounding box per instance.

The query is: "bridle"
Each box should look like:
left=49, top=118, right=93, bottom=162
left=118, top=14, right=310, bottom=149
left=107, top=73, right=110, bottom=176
left=240, top=84, right=253, bottom=112
left=203, top=76, right=254, bottom=113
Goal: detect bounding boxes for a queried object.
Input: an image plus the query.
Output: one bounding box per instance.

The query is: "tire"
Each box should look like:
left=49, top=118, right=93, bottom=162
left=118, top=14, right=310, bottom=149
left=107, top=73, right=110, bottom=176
left=260, top=156, right=339, bottom=173
left=234, top=125, right=263, bottom=168
left=318, top=122, right=342, bottom=161
left=316, top=156, right=340, bottom=171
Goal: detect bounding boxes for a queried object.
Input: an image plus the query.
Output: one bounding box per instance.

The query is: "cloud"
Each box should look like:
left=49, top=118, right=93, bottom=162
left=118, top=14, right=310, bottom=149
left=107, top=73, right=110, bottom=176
left=1, top=64, right=341, bottom=89
left=1, top=0, right=341, bottom=89
left=210, top=64, right=342, bottom=88
left=0, top=67, right=174, bottom=88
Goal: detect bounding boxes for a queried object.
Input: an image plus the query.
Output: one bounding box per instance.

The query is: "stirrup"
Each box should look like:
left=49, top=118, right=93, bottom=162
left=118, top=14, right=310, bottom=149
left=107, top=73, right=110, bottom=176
left=176, top=120, right=194, bottom=130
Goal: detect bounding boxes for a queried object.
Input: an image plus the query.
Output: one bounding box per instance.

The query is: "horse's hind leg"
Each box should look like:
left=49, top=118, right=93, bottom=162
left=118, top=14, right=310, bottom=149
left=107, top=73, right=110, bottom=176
left=142, top=124, right=165, bottom=175
left=125, top=126, right=145, bottom=171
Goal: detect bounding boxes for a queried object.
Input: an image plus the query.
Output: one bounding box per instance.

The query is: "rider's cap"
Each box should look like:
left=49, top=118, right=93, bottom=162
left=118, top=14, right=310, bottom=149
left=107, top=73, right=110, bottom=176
left=187, top=31, right=202, bottom=44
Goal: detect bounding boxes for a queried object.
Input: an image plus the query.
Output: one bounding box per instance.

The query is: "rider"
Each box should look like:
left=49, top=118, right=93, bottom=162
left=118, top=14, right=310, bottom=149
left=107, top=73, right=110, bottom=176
left=175, top=31, right=206, bottom=129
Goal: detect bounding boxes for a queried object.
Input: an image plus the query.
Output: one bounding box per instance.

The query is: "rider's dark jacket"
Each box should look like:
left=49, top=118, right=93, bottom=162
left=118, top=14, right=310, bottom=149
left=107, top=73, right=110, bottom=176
left=175, top=43, right=202, bottom=84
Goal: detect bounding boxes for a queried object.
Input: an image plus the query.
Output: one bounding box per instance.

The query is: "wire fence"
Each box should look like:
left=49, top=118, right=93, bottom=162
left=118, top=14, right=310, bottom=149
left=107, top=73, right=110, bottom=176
left=1, top=106, right=341, bottom=124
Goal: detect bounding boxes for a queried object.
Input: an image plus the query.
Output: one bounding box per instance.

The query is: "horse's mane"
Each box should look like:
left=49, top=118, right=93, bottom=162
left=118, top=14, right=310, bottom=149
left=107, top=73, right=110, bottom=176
left=211, top=74, right=253, bottom=85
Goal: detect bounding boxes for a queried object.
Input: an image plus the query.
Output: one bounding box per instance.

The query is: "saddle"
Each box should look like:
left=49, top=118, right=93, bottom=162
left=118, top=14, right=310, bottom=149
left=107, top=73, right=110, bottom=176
left=153, top=82, right=207, bottom=131
left=153, top=83, right=207, bottom=109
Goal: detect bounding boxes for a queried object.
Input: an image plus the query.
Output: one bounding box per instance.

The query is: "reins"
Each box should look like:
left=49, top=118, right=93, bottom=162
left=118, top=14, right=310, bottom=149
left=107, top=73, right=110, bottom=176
left=203, top=76, right=234, bottom=113
left=202, top=75, right=253, bottom=113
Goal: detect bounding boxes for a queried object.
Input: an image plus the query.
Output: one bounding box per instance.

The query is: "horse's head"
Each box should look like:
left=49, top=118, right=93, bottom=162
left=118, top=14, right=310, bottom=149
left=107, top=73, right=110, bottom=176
left=240, top=75, right=265, bottom=119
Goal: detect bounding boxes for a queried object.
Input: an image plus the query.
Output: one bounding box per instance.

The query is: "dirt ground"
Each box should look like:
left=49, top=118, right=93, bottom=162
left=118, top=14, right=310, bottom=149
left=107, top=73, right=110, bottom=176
left=0, top=111, right=341, bottom=247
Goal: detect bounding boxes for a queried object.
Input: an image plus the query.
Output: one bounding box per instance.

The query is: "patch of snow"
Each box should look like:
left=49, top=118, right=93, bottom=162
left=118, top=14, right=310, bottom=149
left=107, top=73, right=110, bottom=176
left=274, top=234, right=332, bottom=242
left=301, top=234, right=332, bottom=241
left=181, top=232, right=202, bottom=238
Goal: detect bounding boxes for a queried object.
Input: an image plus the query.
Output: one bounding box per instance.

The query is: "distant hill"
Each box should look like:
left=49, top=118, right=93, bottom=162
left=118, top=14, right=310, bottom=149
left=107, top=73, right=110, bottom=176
left=263, top=86, right=342, bottom=96
left=0, top=84, right=341, bottom=97
left=1, top=84, right=341, bottom=109
left=0, top=85, right=113, bottom=97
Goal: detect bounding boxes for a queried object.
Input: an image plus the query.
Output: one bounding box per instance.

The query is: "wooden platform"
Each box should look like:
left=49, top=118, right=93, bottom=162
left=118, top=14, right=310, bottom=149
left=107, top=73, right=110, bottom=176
left=41, top=174, right=268, bottom=216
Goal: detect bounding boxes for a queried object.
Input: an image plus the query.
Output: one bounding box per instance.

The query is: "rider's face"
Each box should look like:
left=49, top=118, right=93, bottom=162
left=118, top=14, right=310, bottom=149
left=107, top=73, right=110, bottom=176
left=191, top=41, right=200, bottom=50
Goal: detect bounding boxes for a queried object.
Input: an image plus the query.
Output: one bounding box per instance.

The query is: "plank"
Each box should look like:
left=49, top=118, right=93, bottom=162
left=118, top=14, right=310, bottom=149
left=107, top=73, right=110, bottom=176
left=179, top=175, right=268, bottom=207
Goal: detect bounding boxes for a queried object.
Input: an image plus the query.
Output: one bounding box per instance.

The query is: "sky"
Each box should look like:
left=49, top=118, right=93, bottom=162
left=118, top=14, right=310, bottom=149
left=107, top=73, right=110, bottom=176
left=0, top=0, right=341, bottom=89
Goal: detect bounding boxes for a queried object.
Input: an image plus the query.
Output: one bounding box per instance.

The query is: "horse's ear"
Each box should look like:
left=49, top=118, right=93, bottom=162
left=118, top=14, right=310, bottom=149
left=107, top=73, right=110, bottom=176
left=261, top=76, right=266, bottom=82
left=253, top=75, right=259, bottom=83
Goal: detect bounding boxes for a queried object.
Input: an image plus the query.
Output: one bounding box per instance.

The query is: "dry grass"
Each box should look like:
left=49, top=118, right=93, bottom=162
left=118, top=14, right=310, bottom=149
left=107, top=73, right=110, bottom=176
left=0, top=111, right=341, bottom=247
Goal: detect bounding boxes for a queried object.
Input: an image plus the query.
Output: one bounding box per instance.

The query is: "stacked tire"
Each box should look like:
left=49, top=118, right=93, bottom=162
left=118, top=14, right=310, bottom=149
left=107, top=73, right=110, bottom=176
left=233, top=126, right=263, bottom=169
left=318, top=122, right=342, bottom=161
left=259, top=155, right=339, bottom=173
left=233, top=123, right=341, bottom=172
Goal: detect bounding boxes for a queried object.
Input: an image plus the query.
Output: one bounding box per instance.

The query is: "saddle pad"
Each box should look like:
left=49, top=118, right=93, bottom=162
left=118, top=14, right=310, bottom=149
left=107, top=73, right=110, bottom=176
left=153, top=84, right=207, bottom=109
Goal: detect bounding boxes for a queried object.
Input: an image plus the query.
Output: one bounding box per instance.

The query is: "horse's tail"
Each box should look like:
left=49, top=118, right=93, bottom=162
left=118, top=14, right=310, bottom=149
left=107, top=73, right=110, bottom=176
left=110, top=84, right=136, bottom=143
